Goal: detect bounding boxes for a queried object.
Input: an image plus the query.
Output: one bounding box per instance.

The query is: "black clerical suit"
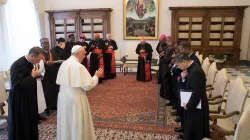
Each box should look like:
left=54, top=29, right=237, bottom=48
left=183, top=62, right=210, bottom=140
left=8, top=56, right=38, bottom=140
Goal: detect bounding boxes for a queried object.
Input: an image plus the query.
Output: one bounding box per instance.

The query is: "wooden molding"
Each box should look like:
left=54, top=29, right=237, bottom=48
left=45, top=8, right=113, bottom=14
left=169, top=6, right=249, bottom=10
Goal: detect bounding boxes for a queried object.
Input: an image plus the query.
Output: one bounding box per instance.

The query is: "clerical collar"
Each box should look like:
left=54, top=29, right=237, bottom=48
left=72, top=55, right=80, bottom=62
left=25, top=55, right=32, bottom=63
left=187, top=60, right=194, bottom=71
left=188, top=52, right=193, bottom=57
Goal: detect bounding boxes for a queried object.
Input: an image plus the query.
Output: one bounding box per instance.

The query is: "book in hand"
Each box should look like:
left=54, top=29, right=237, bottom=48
left=53, top=60, right=64, bottom=64
left=180, top=89, right=201, bottom=109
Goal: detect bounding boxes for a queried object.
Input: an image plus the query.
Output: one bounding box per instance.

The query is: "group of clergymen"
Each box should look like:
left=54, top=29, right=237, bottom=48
left=38, top=33, right=119, bottom=116
left=157, top=34, right=210, bottom=140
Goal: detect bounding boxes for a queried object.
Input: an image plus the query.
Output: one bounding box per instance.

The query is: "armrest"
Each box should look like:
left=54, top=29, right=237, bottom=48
left=206, top=87, right=214, bottom=91
left=208, top=95, right=222, bottom=101
left=210, top=111, right=240, bottom=121
left=209, top=110, right=220, bottom=114
left=206, top=84, right=212, bottom=88
left=209, top=99, right=226, bottom=105
left=210, top=124, right=235, bottom=136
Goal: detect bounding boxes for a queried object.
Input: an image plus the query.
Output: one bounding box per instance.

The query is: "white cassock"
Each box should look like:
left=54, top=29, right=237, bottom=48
left=56, top=55, right=98, bottom=140
left=36, top=60, right=47, bottom=113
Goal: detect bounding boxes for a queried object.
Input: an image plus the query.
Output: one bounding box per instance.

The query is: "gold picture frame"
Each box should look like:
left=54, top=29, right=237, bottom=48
left=123, top=0, right=159, bottom=40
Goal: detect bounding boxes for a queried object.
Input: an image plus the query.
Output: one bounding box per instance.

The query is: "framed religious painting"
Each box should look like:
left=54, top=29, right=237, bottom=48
left=123, top=0, right=159, bottom=40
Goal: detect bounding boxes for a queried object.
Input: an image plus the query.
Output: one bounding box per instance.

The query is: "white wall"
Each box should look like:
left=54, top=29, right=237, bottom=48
left=0, top=5, right=8, bottom=70
left=42, top=0, right=250, bottom=60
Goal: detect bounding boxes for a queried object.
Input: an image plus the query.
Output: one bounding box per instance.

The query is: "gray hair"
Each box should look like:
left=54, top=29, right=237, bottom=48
left=28, top=46, right=45, bottom=57
left=174, top=53, right=191, bottom=63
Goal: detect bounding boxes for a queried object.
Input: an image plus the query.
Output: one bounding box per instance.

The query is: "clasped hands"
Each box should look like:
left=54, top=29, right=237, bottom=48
left=181, top=70, right=188, bottom=79
left=0, top=102, right=5, bottom=115
left=140, top=49, right=145, bottom=54
left=105, top=43, right=113, bottom=49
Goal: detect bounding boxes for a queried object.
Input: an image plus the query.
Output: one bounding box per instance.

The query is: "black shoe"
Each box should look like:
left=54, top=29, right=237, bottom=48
left=175, top=117, right=181, bottom=122
left=44, top=110, right=50, bottom=116
left=175, top=127, right=184, bottom=132
left=177, top=134, right=183, bottom=139
left=171, top=111, right=178, bottom=116
left=38, top=115, right=47, bottom=121
left=51, top=107, right=57, bottom=111
left=165, top=102, right=173, bottom=106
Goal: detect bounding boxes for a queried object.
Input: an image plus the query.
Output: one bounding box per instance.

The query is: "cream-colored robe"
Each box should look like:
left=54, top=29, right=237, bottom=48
left=56, top=56, right=98, bottom=140
left=36, top=60, right=46, bottom=114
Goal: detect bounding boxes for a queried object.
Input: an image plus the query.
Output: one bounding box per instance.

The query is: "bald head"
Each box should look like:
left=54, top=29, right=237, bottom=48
left=106, top=34, right=111, bottom=40
left=40, top=38, right=50, bottom=51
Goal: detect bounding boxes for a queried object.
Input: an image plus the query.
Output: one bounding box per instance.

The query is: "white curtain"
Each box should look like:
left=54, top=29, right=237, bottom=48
left=0, top=0, right=41, bottom=71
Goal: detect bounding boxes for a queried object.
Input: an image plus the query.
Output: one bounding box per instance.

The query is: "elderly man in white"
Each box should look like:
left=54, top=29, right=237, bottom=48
left=56, top=45, right=103, bottom=140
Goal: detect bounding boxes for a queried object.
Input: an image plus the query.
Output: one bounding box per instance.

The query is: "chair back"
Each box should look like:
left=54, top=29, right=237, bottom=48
left=0, top=74, right=8, bottom=102
left=206, top=62, right=217, bottom=87
left=225, top=77, right=249, bottom=125
left=199, top=54, right=203, bottom=64
left=234, top=104, right=250, bottom=140
left=202, top=57, right=210, bottom=75
left=195, top=51, right=199, bottom=57
left=212, top=68, right=229, bottom=98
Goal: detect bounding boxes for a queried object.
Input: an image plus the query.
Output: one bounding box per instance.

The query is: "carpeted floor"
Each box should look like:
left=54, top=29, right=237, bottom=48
left=88, top=73, right=178, bottom=133
left=0, top=73, right=179, bottom=140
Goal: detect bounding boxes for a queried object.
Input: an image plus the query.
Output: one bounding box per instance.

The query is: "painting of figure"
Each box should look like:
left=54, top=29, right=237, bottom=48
left=124, top=0, right=159, bottom=40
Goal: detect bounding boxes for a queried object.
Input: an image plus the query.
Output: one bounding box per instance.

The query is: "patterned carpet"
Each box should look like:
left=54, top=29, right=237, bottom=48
left=0, top=73, right=179, bottom=140
left=88, top=73, right=178, bottom=133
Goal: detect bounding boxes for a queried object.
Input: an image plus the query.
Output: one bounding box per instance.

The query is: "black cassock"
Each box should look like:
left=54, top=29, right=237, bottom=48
left=42, top=49, right=62, bottom=110
left=136, top=43, right=153, bottom=82
left=159, top=49, right=174, bottom=101
left=89, top=39, right=105, bottom=81
left=8, top=56, right=38, bottom=140
left=184, top=62, right=210, bottom=140
left=76, top=41, right=90, bottom=69
left=104, top=39, right=118, bottom=79
left=156, top=42, right=168, bottom=84
left=52, top=46, right=68, bottom=61
left=64, top=41, right=75, bottom=59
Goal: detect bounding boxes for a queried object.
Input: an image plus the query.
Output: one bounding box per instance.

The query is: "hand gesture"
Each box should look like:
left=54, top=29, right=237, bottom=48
left=108, top=46, right=113, bottom=49
left=183, top=103, right=187, bottom=110
left=97, top=54, right=103, bottom=59
left=0, top=102, right=5, bottom=115
left=47, top=61, right=53, bottom=66
left=140, top=49, right=145, bottom=53
left=181, top=71, right=188, bottom=79
left=31, top=66, right=39, bottom=78
left=95, top=68, right=103, bottom=78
